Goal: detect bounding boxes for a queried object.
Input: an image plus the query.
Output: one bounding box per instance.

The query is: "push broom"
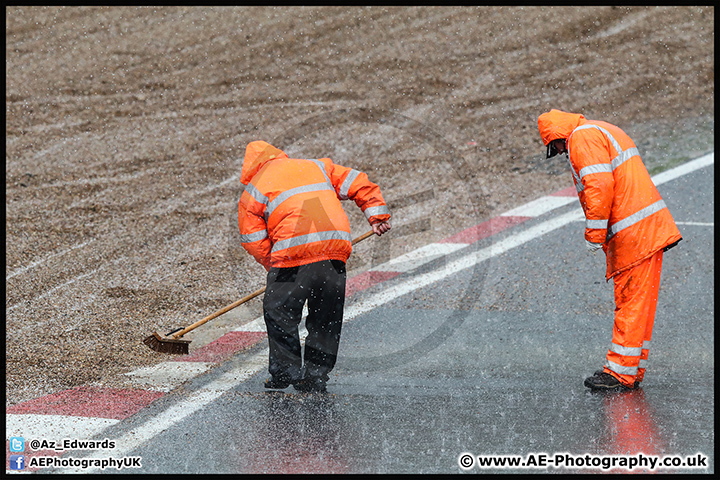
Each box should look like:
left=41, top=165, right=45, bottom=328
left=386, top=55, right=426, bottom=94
left=143, top=230, right=375, bottom=354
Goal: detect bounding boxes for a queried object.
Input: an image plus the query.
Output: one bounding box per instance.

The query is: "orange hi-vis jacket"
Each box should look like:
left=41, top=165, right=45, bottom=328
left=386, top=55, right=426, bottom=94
left=538, top=110, right=682, bottom=280
left=238, top=141, right=391, bottom=270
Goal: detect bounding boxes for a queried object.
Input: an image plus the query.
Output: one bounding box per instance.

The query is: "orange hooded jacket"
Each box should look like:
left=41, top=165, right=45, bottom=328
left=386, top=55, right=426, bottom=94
left=538, top=109, right=682, bottom=279
left=238, top=141, right=391, bottom=270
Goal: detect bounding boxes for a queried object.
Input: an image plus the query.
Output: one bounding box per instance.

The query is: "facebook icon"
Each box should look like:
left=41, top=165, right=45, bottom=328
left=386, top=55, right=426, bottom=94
left=9, top=455, right=25, bottom=470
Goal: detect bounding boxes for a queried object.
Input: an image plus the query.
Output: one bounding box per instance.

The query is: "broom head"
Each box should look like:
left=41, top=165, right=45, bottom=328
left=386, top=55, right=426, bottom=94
left=143, top=331, right=191, bottom=355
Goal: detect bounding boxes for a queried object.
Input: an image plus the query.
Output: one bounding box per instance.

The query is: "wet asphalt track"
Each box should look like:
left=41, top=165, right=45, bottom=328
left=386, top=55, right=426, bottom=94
left=46, top=160, right=713, bottom=474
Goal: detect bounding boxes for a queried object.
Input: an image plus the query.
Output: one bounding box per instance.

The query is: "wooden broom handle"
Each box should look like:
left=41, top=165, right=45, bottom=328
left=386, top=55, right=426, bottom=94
left=351, top=229, right=375, bottom=245
left=171, top=230, right=375, bottom=339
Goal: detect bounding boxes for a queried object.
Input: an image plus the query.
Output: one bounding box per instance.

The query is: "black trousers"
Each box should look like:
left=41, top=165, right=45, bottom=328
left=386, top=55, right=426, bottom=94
left=263, top=259, right=346, bottom=382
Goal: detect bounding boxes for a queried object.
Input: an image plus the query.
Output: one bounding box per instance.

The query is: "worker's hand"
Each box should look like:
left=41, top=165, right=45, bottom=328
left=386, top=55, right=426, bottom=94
left=372, top=221, right=391, bottom=236
left=585, top=239, right=603, bottom=254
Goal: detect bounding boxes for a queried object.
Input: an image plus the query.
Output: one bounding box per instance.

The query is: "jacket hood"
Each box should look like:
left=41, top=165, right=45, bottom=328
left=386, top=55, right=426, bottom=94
left=241, top=141, right=288, bottom=185
left=537, top=109, right=586, bottom=146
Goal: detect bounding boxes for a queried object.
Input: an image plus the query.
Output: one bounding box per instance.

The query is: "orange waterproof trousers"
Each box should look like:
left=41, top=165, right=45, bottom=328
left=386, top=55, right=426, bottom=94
left=603, top=249, right=664, bottom=387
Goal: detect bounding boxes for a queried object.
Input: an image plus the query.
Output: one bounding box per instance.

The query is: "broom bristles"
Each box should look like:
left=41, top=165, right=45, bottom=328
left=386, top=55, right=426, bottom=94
left=143, top=332, right=191, bottom=355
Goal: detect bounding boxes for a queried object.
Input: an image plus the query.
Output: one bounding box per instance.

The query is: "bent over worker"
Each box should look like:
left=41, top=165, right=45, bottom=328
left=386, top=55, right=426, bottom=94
left=538, top=109, right=682, bottom=392
left=238, top=141, right=391, bottom=393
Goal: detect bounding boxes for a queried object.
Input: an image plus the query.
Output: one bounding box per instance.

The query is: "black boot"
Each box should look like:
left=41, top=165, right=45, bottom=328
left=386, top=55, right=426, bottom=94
left=584, top=371, right=636, bottom=391
left=264, top=375, right=293, bottom=390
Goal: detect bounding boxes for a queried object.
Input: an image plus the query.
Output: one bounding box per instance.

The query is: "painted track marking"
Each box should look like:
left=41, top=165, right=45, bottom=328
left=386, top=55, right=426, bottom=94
left=8, top=152, right=713, bottom=473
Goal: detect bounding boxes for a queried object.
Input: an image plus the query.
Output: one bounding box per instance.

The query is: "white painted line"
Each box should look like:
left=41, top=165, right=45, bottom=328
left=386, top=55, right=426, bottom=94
left=500, top=195, right=576, bottom=218
left=236, top=316, right=267, bottom=332
left=6, top=414, right=119, bottom=441
left=651, top=152, right=713, bottom=186
left=497, top=151, right=714, bottom=222
left=68, top=350, right=268, bottom=474
left=675, top=222, right=714, bottom=226
left=60, top=153, right=713, bottom=472
left=344, top=208, right=585, bottom=322
left=80, top=209, right=585, bottom=473
left=233, top=152, right=716, bottom=332
left=371, top=242, right=467, bottom=272
left=124, top=362, right=214, bottom=392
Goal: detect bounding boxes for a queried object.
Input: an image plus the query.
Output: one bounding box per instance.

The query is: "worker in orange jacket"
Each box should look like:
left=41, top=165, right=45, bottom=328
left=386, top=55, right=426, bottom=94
left=238, top=140, right=391, bottom=393
left=538, top=109, right=682, bottom=392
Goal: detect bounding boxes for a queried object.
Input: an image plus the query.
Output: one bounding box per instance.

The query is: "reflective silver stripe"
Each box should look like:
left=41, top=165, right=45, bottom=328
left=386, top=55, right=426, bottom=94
left=244, top=182, right=269, bottom=206
left=611, top=147, right=639, bottom=170
left=569, top=124, right=662, bottom=241
left=573, top=124, right=624, bottom=157
left=239, top=229, right=268, bottom=244
left=266, top=182, right=335, bottom=219
left=566, top=156, right=584, bottom=193
left=586, top=218, right=608, bottom=230
left=363, top=205, right=391, bottom=220
left=605, top=359, right=638, bottom=376
left=639, top=359, right=649, bottom=369
left=608, top=200, right=666, bottom=237
left=642, top=340, right=651, bottom=350
left=271, top=230, right=352, bottom=253
left=568, top=125, right=640, bottom=190
left=610, top=342, right=642, bottom=357
left=339, top=169, right=361, bottom=200
left=578, top=162, right=612, bottom=178
left=308, top=159, right=332, bottom=185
